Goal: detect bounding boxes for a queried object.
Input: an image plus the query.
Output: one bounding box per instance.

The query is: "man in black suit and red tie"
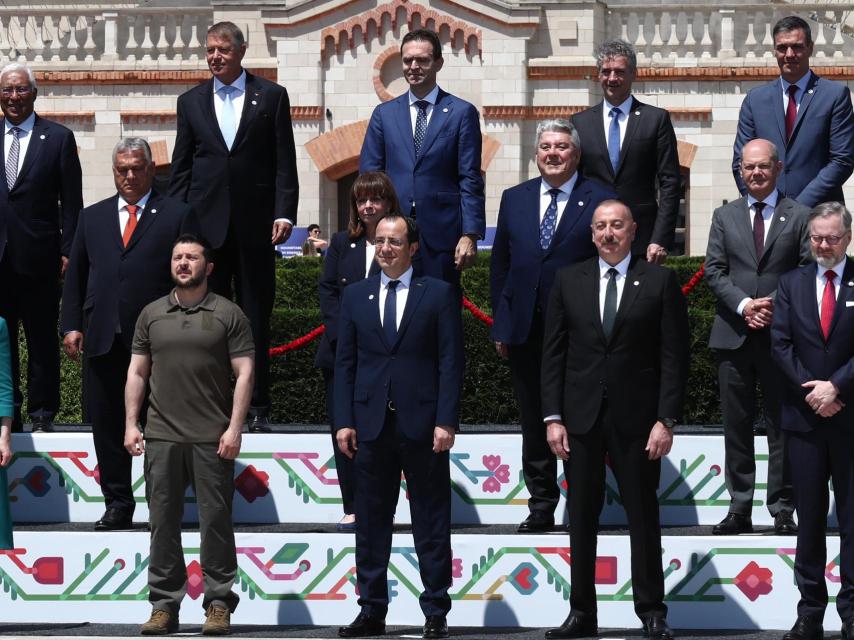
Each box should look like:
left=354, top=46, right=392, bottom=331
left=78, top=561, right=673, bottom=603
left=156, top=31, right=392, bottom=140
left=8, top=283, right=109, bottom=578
left=0, top=62, right=83, bottom=432
left=772, top=202, right=854, bottom=640
left=169, top=21, right=299, bottom=431
left=571, top=39, right=680, bottom=264
left=541, top=200, right=689, bottom=640
left=61, top=138, right=194, bottom=531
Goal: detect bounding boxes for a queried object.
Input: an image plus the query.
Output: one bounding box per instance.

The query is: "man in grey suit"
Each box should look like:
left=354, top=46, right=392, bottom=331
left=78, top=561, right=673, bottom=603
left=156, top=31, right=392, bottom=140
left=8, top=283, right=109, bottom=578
left=705, top=138, right=811, bottom=535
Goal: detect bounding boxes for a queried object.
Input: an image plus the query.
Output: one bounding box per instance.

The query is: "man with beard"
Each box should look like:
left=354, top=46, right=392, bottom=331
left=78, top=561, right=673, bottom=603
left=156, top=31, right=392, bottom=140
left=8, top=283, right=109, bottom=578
left=771, top=202, right=854, bottom=640
left=125, top=234, right=254, bottom=636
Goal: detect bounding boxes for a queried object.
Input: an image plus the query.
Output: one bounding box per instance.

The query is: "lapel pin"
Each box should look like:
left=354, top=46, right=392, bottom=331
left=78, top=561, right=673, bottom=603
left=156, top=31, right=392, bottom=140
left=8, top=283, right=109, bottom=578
left=578, top=201, right=584, bottom=206
left=808, top=89, right=814, bottom=94
left=442, top=107, right=449, bottom=112
left=633, top=280, right=640, bottom=286
left=350, top=242, right=356, bottom=248
left=150, top=208, right=157, bottom=214
left=848, top=281, right=854, bottom=287
left=39, top=134, right=45, bottom=139
left=634, top=110, right=640, bottom=115
left=368, top=294, right=375, bottom=300
left=779, top=216, right=786, bottom=222
left=251, top=100, right=257, bottom=105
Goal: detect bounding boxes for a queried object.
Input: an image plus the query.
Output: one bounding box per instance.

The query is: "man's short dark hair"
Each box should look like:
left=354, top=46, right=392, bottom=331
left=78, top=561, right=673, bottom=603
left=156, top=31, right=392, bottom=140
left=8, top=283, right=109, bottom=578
left=307, top=224, right=320, bottom=233
left=378, top=213, right=419, bottom=245
left=207, top=21, right=246, bottom=49
left=773, top=16, right=812, bottom=45
left=401, top=29, right=442, bottom=60
left=595, top=39, right=637, bottom=74
left=173, top=233, right=213, bottom=263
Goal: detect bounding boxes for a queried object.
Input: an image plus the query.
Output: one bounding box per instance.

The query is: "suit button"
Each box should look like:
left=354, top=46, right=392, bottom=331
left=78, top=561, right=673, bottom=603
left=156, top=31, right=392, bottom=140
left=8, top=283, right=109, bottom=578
left=599, top=379, right=604, bottom=384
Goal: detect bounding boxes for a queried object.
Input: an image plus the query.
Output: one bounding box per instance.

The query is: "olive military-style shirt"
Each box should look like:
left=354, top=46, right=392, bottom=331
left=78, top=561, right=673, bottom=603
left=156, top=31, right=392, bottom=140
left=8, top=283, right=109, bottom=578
left=132, top=289, right=254, bottom=443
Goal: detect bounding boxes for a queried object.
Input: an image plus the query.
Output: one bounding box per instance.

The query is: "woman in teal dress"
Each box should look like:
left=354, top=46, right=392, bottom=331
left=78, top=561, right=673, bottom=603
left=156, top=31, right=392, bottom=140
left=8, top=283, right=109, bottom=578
left=0, top=316, right=15, bottom=549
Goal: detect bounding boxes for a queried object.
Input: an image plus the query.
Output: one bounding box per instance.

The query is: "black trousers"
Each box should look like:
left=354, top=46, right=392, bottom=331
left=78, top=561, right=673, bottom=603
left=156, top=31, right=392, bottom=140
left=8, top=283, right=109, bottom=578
left=87, top=337, right=135, bottom=515
left=322, top=367, right=355, bottom=515
left=566, top=401, right=666, bottom=621
left=353, top=410, right=452, bottom=618
left=0, top=257, right=61, bottom=430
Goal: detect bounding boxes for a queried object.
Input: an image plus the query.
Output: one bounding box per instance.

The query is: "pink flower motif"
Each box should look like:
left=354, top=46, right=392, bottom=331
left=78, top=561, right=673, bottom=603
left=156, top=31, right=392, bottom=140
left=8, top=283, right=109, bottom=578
left=483, top=477, right=501, bottom=493
left=452, top=558, right=463, bottom=579
left=186, top=560, right=204, bottom=600
left=482, top=455, right=501, bottom=471
left=494, top=464, right=510, bottom=484
left=734, top=561, right=773, bottom=602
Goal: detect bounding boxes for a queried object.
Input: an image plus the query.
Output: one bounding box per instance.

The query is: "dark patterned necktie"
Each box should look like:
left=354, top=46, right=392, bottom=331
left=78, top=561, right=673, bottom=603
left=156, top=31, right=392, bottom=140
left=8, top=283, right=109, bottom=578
left=5, top=126, right=20, bottom=190
left=413, top=100, right=429, bottom=155
left=540, top=188, right=561, bottom=250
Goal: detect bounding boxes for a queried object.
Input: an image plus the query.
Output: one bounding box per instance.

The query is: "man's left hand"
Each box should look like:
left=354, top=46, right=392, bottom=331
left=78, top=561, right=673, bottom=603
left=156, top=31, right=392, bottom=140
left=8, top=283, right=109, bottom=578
left=645, top=421, right=673, bottom=460
left=272, top=220, right=293, bottom=245
left=803, top=379, right=841, bottom=414
left=60, top=256, right=69, bottom=277
left=454, top=235, right=477, bottom=271
left=217, top=427, right=242, bottom=460
left=646, top=243, right=668, bottom=265
left=433, top=425, right=456, bottom=453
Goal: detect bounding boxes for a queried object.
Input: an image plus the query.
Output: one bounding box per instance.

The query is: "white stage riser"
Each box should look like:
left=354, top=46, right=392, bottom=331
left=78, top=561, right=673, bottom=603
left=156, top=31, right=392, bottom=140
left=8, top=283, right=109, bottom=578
left=8, top=433, right=831, bottom=527
left=0, top=532, right=843, bottom=631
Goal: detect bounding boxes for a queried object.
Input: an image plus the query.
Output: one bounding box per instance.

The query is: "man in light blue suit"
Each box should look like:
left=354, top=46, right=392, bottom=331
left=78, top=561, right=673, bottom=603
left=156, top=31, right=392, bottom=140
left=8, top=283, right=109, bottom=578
left=733, top=15, right=854, bottom=206
left=359, top=28, right=485, bottom=288
left=490, top=119, right=616, bottom=534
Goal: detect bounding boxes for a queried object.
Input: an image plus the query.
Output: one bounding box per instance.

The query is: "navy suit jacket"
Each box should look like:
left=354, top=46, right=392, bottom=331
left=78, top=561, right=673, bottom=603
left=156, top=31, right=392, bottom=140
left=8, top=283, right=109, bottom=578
left=359, top=89, right=485, bottom=262
left=733, top=72, right=854, bottom=206
left=771, top=258, right=854, bottom=432
left=169, top=71, right=299, bottom=248
left=60, top=192, right=195, bottom=358
left=490, top=175, right=617, bottom=345
left=572, top=98, right=681, bottom=253
left=333, top=274, right=464, bottom=443
left=0, top=114, right=82, bottom=277
left=315, top=231, right=381, bottom=370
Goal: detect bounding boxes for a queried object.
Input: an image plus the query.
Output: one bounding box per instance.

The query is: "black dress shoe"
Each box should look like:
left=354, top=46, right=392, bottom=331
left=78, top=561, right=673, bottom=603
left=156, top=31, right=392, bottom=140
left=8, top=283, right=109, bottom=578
left=544, top=613, right=597, bottom=639
left=423, top=615, right=448, bottom=639
left=94, top=508, right=133, bottom=531
left=782, top=615, right=823, bottom=640
left=31, top=419, right=54, bottom=433
left=712, top=512, right=752, bottom=535
left=841, top=617, right=854, bottom=640
left=338, top=612, right=386, bottom=638
left=518, top=511, right=554, bottom=533
left=247, top=415, right=272, bottom=433
left=774, top=512, right=798, bottom=535
left=643, top=616, right=674, bottom=640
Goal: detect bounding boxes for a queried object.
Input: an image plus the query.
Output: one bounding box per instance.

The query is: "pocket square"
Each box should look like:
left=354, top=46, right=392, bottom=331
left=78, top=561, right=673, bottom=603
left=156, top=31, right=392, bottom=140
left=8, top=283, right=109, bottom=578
left=846, top=301, right=854, bottom=307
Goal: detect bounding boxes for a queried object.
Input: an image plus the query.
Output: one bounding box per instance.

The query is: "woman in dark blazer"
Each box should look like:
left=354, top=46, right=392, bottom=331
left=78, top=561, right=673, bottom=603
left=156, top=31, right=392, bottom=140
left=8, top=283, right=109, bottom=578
left=317, top=172, right=401, bottom=531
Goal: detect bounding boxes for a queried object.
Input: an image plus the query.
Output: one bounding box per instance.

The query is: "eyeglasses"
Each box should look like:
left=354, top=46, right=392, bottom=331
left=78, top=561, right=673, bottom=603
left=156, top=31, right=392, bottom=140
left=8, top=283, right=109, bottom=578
left=0, top=86, right=32, bottom=97
left=810, top=234, right=848, bottom=245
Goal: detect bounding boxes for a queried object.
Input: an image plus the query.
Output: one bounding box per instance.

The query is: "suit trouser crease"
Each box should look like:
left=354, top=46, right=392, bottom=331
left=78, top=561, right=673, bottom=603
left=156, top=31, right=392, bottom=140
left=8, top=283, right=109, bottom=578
left=789, top=428, right=854, bottom=619
left=567, top=403, right=666, bottom=620
left=353, top=412, right=452, bottom=618
left=715, top=334, right=792, bottom=516
left=145, top=440, right=239, bottom=615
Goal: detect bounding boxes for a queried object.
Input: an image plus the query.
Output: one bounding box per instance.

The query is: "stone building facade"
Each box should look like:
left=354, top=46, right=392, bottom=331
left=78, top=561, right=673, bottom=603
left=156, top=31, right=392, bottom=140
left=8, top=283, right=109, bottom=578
left=8, top=1, right=854, bottom=255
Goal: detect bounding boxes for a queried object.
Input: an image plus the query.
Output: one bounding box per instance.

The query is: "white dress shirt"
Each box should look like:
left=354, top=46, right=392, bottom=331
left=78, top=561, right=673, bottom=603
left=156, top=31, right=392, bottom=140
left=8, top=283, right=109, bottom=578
left=815, top=259, right=845, bottom=322
left=213, top=71, right=246, bottom=134
left=117, top=190, right=152, bottom=236
left=782, top=72, right=811, bottom=117
left=379, top=266, right=413, bottom=329
left=364, top=240, right=376, bottom=278
left=601, top=95, right=633, bottom=148
left=539, top=173, right=578, bottom=230
left=4, top=111, right=35, bottom=176
left=408, top=85, right=440, bottom=135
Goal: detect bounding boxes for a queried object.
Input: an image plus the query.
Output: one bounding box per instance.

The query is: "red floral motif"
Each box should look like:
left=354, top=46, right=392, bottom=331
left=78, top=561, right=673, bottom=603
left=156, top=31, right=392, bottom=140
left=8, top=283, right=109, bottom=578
left=734, top=561, right=773, bottom=601
left=494, top=464, right=510, bottom=484
left=483, top=477, right=501, bottom=493
left=483, top=455, right=500, bottom=471
left=234, top=465, right=270, bottom=503
left=186, top=560, right=204, bottom=600
left=452, top=558, right=463, bottom=579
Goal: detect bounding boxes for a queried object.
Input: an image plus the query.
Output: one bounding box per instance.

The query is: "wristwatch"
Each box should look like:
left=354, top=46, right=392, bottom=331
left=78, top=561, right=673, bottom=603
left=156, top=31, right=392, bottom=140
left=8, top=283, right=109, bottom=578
left=659, top=417, right=677, bottom=429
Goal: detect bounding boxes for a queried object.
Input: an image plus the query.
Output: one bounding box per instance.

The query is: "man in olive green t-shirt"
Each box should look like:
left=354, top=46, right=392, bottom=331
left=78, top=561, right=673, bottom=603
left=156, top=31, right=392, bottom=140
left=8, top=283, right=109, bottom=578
left=124, top=234, right=254, bottom=636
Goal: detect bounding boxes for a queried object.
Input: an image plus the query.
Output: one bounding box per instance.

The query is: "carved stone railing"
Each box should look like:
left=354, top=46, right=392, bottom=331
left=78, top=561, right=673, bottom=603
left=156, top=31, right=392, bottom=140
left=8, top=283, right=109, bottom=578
left=0, top=9, right=213, bottom=67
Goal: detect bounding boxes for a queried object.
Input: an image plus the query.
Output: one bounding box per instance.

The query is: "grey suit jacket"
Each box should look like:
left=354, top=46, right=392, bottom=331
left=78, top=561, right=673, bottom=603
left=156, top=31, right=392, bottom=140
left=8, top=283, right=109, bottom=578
left=704, top=195, right=812, bottom=350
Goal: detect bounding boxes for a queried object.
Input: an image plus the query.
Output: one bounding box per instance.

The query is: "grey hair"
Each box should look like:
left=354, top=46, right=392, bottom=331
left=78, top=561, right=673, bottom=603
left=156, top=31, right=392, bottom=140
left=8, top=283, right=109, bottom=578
left=535, top=119, right=581, bottom=152
left=809, top=201, right=852, bottom=232
left=112, top=137, right=153, bottom=165
left=595, top=39, right=637, bottom=73
left=207, top=21, right=246, bottom=49
left=0, top=63, right=36, bottom=89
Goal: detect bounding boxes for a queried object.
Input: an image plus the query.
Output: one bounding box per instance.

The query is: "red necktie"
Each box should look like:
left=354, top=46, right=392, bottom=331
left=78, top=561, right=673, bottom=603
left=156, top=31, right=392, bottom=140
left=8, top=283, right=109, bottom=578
left=821, top=270, right=836, bottom=340
left=122, top=204, right=139, bottom=247
left=785, top=85, right=798, bottom=140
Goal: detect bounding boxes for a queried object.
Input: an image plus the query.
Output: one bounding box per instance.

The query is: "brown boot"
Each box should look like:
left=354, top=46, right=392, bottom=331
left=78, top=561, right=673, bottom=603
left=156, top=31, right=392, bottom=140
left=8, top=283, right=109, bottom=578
left=140, top=609, right=178, bottom=635
left=202, top=604, right=231, bottom=635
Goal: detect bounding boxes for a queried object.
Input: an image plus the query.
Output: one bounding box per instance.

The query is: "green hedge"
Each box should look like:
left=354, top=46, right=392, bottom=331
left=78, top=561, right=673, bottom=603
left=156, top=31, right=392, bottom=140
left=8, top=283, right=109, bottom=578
left=21, top=253, right=721, bottom=425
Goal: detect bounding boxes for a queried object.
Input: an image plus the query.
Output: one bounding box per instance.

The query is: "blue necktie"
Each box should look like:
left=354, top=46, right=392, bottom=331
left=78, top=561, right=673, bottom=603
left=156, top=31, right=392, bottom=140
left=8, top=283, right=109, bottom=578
left=414, top=100, right=429, bottom=155
left=383, top=280, right=400, bottom=345
left=540, top=188, right=561, bottom=250
left=219, top=85, right=237, bottom=149
left=602, top=268, right=618, bottom=338
left=608, top=107, right=621, bottom=172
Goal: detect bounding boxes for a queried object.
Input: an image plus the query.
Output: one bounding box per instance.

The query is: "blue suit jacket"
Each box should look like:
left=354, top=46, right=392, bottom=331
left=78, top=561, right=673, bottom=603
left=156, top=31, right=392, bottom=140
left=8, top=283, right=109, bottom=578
left=733, top=72, right=854, bottom=206
left=333, top=274, right=464, bottom=443
left=489, top=175, right=617, bottom=344
left=771, top=257, right=854, bottom=432
left=359, top=89, right=485, bottom=266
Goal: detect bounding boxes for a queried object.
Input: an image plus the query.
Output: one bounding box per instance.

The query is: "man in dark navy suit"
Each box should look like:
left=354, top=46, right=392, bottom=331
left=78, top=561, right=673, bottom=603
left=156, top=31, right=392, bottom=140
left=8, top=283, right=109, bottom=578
left=772, top=202, right=854, bottom=640
left=61, top=138, right=194, bottom=531
left=359, top=28, right=485, bottom=288
left=0, top=62, right=83, bottom=432
left=490, top=118, right=616, bottom=533
left=334, top=214, right=463, bottom=639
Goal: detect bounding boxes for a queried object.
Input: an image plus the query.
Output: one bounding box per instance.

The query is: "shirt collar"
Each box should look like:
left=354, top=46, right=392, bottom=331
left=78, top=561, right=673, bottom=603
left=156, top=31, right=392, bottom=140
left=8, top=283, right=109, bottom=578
left=818, top=258, right=847, bottom=282
left=598, top=253, right=632, bottom=278
left=213, top=70, right=247, bottom=94
left=118, top=190, right=152, bottom=212
left=540, top=173, right=578, bottom=197
left=603, top=95, right=633, bottom=116
left=408, top=85, right=440, bottom=107
left=5, top=111, right=35, bottom=134
left=781, top=71, right=811, bottom=95
left=747, top=190, right=779, bottom=210
left=167, top=288, right=218, bottom=312
left=381, top=266, right=414, bottom=288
